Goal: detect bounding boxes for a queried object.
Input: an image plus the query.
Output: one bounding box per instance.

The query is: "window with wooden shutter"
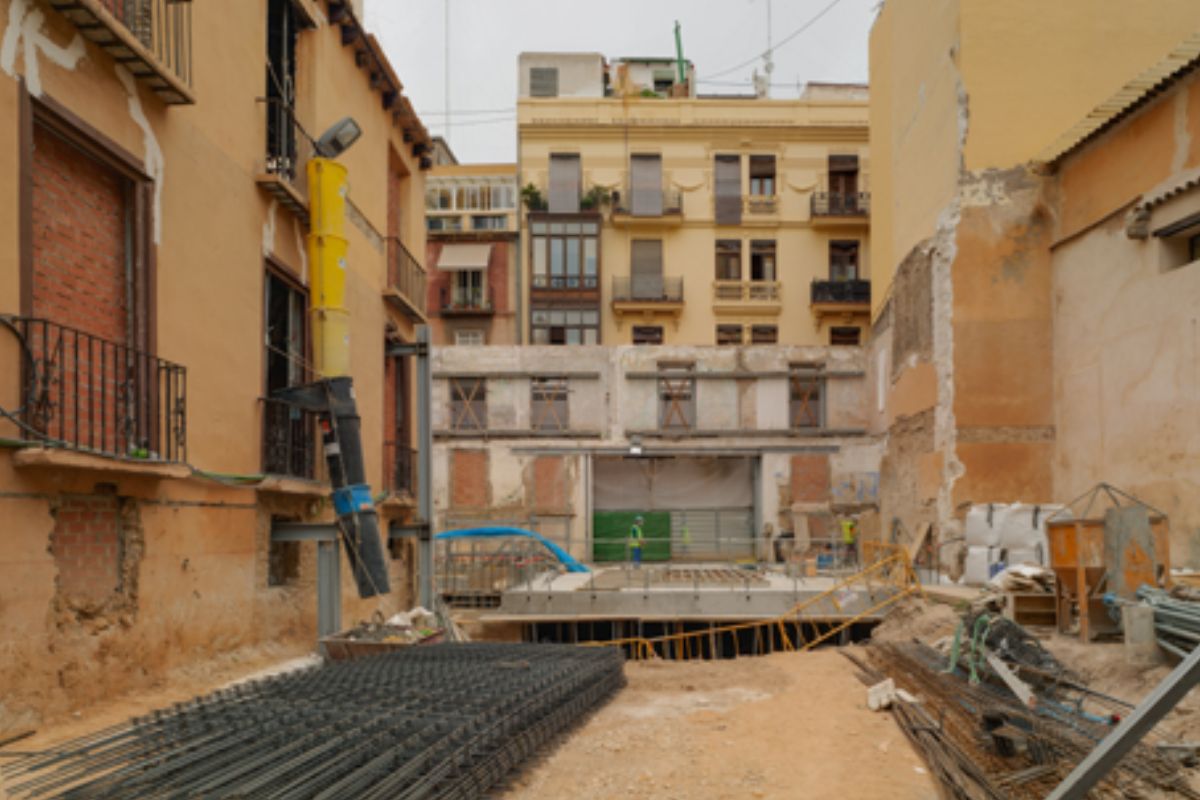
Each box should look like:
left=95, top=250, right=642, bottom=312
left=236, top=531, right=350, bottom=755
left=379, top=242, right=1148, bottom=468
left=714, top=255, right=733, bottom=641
left=828, top=154, right=859, bottom=212
left=714, top=155, right=741, bottom=225
left=750, top=240, right=776, bottom=281
left=630, top=154, right=663, bottom=216
left=630, top=240, right=664, bottom=300
left=548, top=154, right=580, bottom=213
left=750, top=325, right=777, bottom=344
left=715, top=239, right=741, bottom=281
left=530, top=67, right=559, bottom=97
left=716, top=324, right=743, bottom=345
left=829, top=240, right=859, bottom=281
left=632, top=326, right=663, bottom=345
left=749, top=155, right=775, bottom=196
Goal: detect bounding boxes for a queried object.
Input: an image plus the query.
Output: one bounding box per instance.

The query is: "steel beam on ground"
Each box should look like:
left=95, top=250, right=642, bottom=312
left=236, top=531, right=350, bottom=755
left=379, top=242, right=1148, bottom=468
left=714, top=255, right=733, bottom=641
left=1046, top=641, right=1200, bottom=800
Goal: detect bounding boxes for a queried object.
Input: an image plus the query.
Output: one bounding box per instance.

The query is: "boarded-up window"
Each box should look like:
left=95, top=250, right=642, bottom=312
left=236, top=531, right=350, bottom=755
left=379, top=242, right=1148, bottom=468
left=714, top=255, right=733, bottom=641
left=548, top=154, right=581, bottom=213
left=530, top=67, right=559, bottom=97
left=750, top=325, right=777, bottom=344
left=714, top=154, right=741, bottom=225
left=531, top=377, right=569, bottom=431
left=715, top=239, right=741, bottom=280
left=630, top=239, right=664, bottom=299
left=632, top=326, right=663, bottom=345
left=450, top=377, right=487, bottom=430
left=716, top=324, right=743, bottom=345
left=830, top=240, right=859, bottom=281
left=658, top=362, right=695, bottom=430
left=630, top=154, right=663, bottom=216
left=750, top=240, right=776, bottom=281
left=830, top=326, right=861, bottom=346
left=789, top=364, right=825, bottom=430
left=749, top=155, right=775, bottom=196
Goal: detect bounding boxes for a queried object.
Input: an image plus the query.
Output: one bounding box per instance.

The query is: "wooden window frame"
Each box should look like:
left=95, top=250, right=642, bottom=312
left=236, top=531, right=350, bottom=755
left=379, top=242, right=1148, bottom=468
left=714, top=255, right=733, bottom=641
left=632, top=326, right=664, bottom=345
left=750, top=324, right=777, bottom=344
left=830, top=326, right=861, bottom=346
left=716, top=324, right=743, bottom=345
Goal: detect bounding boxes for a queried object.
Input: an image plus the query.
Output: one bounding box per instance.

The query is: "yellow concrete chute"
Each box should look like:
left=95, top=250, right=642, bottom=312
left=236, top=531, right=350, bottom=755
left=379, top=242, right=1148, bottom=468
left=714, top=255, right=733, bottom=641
left=307, top=157, right=351, bottom=377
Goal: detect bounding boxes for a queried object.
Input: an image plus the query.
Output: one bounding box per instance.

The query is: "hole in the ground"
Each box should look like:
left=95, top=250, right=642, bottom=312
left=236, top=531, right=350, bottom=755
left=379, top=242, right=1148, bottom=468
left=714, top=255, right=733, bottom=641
left=522, top=619, right=878, bottom=660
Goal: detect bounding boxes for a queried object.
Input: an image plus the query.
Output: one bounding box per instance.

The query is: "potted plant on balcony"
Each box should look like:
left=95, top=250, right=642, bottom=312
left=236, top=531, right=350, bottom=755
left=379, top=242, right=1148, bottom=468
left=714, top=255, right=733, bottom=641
left=580, top=185, right=611, bottom=211
left=521, top=183, right=547, bottom=211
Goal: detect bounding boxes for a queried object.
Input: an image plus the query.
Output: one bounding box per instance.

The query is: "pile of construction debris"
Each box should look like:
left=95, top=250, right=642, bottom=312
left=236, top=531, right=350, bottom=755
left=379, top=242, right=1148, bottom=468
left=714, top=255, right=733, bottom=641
left=854, top=603, right=1200, bottom=799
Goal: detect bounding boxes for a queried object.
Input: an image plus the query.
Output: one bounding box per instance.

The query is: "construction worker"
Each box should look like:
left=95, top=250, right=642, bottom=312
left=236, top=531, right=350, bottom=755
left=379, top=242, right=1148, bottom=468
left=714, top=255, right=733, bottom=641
left=840, top=517, right=858, bottom=569
left=629, top=515, right=645, bottom=568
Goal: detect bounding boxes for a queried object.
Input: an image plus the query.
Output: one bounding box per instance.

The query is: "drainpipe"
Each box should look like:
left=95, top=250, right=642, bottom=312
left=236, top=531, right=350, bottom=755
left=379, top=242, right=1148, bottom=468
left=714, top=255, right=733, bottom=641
left=272, top=156, right=391, bottom=599
left=416, top=324, right=434, bottom=606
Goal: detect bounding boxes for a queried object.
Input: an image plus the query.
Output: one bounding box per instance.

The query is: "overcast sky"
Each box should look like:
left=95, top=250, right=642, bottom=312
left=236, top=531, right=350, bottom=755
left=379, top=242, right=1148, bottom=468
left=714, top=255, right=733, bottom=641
left=365, top=0, right=878, bottom=163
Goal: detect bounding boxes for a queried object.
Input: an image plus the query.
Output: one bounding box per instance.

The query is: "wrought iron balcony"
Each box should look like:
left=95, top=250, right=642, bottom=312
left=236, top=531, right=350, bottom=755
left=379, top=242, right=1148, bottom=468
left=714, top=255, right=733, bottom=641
left=9, top=316, right=187, bottom=462
left=440, top=286, right=494, bottom=315
left=255, top=98, right=317, bottom=219
left=811, top=192, right=871, bottom=217
left=261, top=397, right=317, bottom=480
left=612, top=275, right=684, bottom=303
left=384, top=440, right=416, bottom=496
left=49, top=0, right=193, bottom=104
left=811, top=279, right=871, bottom=305
left=387, top=240, right=428, bottom=321
left=612, top=187, right=684, bottom=218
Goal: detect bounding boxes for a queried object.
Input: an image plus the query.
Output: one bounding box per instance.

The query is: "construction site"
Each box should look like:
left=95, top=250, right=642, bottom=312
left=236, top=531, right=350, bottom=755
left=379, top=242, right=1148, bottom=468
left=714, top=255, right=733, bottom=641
left=2, top=0, right=1200, bottom=797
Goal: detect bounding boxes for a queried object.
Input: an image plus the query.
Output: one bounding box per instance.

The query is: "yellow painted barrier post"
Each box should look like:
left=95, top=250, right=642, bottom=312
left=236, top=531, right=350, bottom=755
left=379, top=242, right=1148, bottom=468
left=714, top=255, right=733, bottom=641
left=307, top=157, right=351, bottom=377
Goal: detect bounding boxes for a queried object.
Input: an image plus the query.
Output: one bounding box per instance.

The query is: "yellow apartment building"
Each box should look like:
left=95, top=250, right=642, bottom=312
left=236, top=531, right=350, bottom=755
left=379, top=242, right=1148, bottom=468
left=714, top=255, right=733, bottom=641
left=516, top=53, right=872, bottom=348
left=0, top=0, right=429, bottom=731
left=423, top=147, right=521, bottom=346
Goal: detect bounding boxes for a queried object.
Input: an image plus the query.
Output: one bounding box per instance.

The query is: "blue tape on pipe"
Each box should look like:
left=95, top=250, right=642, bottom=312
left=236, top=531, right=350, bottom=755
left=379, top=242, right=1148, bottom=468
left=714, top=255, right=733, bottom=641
left=333, top=483, right=373, bottom=516
left=435, top=526, right=590, bottom=573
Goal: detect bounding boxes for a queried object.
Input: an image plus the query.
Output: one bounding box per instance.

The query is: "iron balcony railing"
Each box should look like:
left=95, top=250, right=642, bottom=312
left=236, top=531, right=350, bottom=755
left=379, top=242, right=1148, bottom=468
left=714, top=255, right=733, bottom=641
left=261, top=397, right=317, bottom=480
left=612, top=275, right=684, bottom=302
left=811, top=192, right=871, bottom=217
left=389, top=240, right=428, bottom=317
left=440, top=285, right=494, bottom=314
left=531, top=275, right=599, bottom=290
left=384, top=440, right=416, bottom=496
left=612, top=187, right=684, bottom=217
left=712, top=280, right=781, bottom=302
left=52, top=0, right=193, bottom=102
left=260, top=97, right=317, bottom=199
left=9, top=316, right=186, bottom=462
left=811, top=279, right=871, bottom=304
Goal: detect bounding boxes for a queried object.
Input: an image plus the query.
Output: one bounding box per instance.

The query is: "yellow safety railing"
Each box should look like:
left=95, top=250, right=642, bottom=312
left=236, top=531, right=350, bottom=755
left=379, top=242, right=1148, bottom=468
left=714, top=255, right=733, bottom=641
left=585, top=543, right=923, bottom=661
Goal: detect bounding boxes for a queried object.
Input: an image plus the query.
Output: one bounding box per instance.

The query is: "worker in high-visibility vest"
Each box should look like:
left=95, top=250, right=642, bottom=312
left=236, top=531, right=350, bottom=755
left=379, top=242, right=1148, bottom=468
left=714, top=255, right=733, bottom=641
left=840, top=517, right=858, bottom=568
left=629, top=515, right=645, bottom=568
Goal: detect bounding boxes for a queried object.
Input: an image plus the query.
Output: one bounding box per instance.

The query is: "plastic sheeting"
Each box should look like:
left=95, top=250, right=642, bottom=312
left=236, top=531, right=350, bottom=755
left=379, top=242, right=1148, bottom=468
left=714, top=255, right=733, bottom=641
left=592, top=456, right=753, bottom=511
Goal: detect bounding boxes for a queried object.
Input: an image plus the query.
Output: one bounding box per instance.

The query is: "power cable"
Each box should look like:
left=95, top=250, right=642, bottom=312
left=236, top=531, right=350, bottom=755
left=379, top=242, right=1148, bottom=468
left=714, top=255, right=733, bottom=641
left=699, top=0, right=847, bottom=80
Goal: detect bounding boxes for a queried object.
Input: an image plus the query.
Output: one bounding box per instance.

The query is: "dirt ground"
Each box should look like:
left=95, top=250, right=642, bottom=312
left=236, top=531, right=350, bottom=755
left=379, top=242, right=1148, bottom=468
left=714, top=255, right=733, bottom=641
left=5, top=640, right=315, bottom=753
left=501, top=650, right=940, bottom=800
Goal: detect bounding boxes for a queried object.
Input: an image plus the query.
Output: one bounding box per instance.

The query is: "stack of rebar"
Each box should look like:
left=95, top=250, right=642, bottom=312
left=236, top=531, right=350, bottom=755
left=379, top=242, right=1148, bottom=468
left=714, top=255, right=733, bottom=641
left=1138, top=585, right=1200, bottom=659
left=859, top=641, right=1198, bottom=800
left=2, top=643, right=624, bottom=799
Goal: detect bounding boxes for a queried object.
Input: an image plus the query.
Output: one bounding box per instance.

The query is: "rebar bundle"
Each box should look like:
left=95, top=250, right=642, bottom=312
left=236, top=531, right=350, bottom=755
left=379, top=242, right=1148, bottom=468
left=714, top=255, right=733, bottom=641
left=2, top=643, right=625, bottom=800
left=862, top=641, right=1198, bottom=800
left=1138, top=586, right=1200, bottom=659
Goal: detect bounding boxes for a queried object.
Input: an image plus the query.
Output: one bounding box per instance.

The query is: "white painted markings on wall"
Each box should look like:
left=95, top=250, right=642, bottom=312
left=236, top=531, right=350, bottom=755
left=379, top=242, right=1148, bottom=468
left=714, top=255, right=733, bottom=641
left=1, top=0, right=86, bottom=97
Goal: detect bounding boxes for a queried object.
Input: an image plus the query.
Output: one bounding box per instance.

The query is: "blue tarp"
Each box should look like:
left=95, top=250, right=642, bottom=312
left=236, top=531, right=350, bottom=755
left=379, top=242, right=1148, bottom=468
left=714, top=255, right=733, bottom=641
left=434, top=526, right=590, bottom=573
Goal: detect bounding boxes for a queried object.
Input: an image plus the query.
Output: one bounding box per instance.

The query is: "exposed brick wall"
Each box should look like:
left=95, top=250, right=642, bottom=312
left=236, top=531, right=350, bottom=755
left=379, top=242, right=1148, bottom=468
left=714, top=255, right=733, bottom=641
left=31, top=123, right=128, bottom=343
left=52, top=495, right=122, bottom=605
left=450, top=449, right=488, bottom=510
left=531, top=456, right=568, bottom=512
left=790, top=454, right=831, bottom=503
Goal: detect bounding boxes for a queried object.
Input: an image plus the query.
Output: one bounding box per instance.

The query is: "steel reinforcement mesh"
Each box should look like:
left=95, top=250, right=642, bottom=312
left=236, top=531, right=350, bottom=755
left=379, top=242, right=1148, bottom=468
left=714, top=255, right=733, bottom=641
left=2, top=643, right=625, bottom=800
